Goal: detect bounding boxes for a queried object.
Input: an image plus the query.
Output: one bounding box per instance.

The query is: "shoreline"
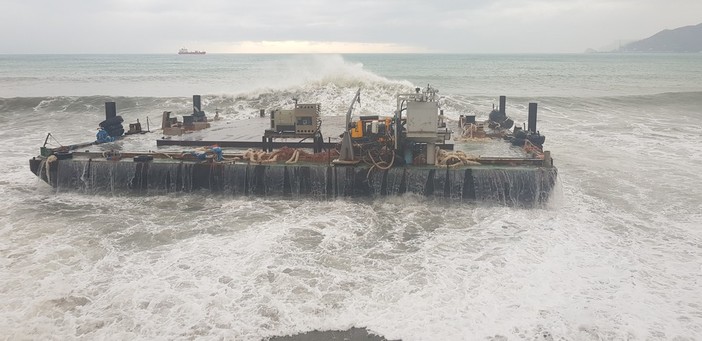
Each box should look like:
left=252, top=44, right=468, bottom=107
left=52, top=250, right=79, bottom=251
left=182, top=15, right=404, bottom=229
left=266, top=327, right=393, bottom=341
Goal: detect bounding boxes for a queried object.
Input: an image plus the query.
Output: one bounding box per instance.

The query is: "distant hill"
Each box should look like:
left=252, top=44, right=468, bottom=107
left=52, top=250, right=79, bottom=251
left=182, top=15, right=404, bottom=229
left=620, top=23, right=702, bottom=52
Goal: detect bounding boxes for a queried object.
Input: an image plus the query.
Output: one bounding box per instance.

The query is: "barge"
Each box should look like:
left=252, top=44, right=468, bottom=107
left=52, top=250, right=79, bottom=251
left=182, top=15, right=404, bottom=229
left=28, top=88, right=557, bottom=206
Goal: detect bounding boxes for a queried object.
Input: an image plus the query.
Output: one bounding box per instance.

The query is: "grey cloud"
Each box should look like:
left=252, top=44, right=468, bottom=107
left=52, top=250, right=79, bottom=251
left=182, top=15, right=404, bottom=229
left=1, top=0, right=701, bottom=53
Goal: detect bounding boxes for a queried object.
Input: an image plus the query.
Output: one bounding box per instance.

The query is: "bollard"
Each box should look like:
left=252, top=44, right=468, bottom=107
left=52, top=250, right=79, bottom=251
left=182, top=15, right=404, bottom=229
left=543, top=150, right=552, bottom=167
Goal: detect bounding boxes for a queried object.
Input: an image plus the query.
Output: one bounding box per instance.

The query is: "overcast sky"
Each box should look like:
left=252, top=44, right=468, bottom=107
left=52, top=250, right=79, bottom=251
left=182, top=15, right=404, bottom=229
left=1, top=0, right=700, bottom=53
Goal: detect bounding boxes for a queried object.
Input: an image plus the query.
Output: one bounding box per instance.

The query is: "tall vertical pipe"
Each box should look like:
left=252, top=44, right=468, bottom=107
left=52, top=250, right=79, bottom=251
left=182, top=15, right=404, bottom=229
left=528, top=102, right=538, bottom=133
left=105, top=102, right=116, bottom=120
left=499, top=96, right=506, bottom=115
left=193, top=95, right=202, bottom=115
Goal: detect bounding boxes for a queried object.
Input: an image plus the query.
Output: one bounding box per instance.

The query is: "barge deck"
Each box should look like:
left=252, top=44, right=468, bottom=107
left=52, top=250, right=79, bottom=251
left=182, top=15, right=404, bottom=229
left=29, top=89, right=557, bottom=206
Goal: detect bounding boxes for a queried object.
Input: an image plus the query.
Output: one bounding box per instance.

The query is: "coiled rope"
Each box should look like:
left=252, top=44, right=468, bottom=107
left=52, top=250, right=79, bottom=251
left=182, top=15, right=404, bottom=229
left=435, top=148, right=481, bottom=167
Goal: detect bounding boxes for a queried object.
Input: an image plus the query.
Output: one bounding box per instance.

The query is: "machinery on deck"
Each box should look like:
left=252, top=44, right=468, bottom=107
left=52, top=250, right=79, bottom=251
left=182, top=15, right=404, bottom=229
left=336, top=85, right=451, bottom=167
left=264, top=100, right=325, bottom=153
left=162, top=95, right=211, bottom=136
left=268, top=102, right=321, bottom=135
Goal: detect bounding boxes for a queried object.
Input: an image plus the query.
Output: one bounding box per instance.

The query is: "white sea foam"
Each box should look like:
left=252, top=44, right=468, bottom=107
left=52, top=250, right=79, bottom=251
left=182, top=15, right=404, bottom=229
left=1, top=54, right=701, bottom=340
left=3, top=189, right=698, bottom=340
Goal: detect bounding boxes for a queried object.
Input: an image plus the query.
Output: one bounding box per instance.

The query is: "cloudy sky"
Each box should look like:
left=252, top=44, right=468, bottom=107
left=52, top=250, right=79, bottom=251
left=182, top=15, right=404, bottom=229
left=1, top=0, right=700, bottom=53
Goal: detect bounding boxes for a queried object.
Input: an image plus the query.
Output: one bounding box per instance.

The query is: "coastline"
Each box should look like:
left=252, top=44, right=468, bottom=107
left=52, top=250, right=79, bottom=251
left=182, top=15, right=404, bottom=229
left=266, top=327, right=392, bottom=341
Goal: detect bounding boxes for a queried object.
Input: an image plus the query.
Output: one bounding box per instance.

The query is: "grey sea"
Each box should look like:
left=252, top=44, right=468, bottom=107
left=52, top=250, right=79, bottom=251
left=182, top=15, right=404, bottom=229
left=0, top=53, right=701, bottom=340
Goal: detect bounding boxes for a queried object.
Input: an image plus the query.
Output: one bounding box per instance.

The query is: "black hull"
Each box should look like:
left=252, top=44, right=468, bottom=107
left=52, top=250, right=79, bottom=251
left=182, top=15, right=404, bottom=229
left=30, top=157, right=557, bottom=206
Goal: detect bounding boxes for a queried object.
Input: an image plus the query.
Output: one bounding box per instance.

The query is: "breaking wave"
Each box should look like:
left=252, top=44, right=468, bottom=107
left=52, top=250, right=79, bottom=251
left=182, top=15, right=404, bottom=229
left=2, top=89, right=700, bottom=125
left=0, top=55, right=418, bottom=120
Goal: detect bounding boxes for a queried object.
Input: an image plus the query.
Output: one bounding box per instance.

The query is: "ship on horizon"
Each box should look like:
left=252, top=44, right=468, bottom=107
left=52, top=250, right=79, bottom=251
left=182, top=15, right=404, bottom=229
left=178, top=48, right=206, bottom=55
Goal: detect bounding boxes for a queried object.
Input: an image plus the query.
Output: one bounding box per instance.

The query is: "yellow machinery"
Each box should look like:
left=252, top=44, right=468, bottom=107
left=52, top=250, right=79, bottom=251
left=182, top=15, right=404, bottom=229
left=350, top=116, right=393, bottom=139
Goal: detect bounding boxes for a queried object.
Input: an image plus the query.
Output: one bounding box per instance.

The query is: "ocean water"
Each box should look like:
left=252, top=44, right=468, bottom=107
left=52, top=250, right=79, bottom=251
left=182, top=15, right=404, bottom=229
left=0, top=53, right=701, bottom=340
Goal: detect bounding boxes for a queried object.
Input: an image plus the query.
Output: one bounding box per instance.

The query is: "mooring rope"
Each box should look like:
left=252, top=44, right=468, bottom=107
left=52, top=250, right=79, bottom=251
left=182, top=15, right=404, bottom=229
left=523, top=140, right=544, bottom=158
left=462, top=123, right=476, bottom=138
left=367, top=150, right=394, bottom=170
left=286, top=150, right=300, bottom=164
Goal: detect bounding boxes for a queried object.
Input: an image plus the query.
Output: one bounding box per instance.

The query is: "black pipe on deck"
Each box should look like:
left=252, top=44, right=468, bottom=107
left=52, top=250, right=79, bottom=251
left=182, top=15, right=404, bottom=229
left=193, top=95, right=202, bottom=115
left=499, top=96, right=506, bottom=115
left=105, top=102, right=116, bottom=120
left=528, top=102, right=538, bottom=133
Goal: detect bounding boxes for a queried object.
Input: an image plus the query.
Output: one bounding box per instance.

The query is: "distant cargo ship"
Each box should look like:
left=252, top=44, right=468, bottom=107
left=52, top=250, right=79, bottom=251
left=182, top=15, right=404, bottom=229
left=178, top=48, right=206, bottom=55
